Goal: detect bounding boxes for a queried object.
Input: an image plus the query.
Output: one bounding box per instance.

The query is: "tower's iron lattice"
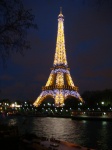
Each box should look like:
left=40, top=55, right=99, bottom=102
left=33, top=9, right=83, bottom=107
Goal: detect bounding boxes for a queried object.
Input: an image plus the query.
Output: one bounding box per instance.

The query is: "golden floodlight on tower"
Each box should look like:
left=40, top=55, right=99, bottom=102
left=33, top=8, right=83, bottom=107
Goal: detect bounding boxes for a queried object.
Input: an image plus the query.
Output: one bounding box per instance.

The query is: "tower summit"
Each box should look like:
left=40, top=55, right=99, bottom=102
left=54, top=7, right=67, bottom=67
left=33, top=8, right=83, bottom=107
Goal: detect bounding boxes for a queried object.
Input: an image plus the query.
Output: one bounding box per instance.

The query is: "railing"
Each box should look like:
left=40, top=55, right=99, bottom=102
left=42, top=85, right=78, bottom=91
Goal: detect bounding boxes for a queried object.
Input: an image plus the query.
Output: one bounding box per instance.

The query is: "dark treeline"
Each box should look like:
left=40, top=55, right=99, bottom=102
left=81, top=89, right=112, bottom=107
left=64, top=89, right=112, bottom=109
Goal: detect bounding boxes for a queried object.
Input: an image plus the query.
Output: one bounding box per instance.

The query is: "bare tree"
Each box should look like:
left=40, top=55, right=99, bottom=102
left=0, top=0, right=37, bottom=63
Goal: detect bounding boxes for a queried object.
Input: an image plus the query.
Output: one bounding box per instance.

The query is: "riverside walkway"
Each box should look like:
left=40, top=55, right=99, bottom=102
left=39, top=140, right=94, bottom=150
left=21, top=136, right=95, bottom=150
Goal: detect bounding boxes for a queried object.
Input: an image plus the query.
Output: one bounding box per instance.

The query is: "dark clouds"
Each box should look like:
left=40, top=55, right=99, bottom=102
left=0, top=0, right=112, bottom=101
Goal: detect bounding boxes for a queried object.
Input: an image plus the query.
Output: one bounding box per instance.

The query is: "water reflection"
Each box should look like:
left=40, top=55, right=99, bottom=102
left=4, top=116, right=112, bottom=150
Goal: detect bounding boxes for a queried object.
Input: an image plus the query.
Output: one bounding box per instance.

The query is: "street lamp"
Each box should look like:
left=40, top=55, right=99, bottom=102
left=101, top=102, right=104, bottom=105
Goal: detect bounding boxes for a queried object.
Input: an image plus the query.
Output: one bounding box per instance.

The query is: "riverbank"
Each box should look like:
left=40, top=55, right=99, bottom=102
left=0, top=124, right=19, bottom=150
left=20, top=113, right=112, bottom=121
left=71, top=115, right=112, bottom=121
left=8, top=113, right=112, bottom=121
left=21, top=134, right=95, bottom=150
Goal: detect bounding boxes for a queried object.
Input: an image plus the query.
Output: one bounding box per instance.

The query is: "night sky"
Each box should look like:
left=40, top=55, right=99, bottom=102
left=0, top=0, right=112, bottom=101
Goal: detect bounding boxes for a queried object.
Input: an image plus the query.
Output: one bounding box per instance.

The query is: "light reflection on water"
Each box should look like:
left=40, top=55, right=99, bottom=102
left=2, top=116, right=112, bottom=150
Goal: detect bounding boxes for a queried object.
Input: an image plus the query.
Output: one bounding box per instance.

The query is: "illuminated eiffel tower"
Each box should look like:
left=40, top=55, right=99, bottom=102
left=34, top=8, right=83, bottom=107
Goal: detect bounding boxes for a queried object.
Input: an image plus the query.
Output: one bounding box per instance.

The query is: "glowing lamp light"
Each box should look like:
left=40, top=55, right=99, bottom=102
left=11, top=104, right=15, bottom=107
left=16, top=105, right=21, bottom=108
left=101, top=102, right=104, bottom=105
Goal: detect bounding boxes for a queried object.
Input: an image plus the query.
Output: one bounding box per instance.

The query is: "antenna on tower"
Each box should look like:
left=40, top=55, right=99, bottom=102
left=60, top=7, right=62, bottom=14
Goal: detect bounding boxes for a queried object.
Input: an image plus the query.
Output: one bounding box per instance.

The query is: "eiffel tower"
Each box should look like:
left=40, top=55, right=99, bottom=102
left=33, top=8, right=83, bottom=107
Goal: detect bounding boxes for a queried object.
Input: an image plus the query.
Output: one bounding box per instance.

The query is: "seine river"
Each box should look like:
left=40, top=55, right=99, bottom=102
left=3, top=116, right=112, bottom=150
